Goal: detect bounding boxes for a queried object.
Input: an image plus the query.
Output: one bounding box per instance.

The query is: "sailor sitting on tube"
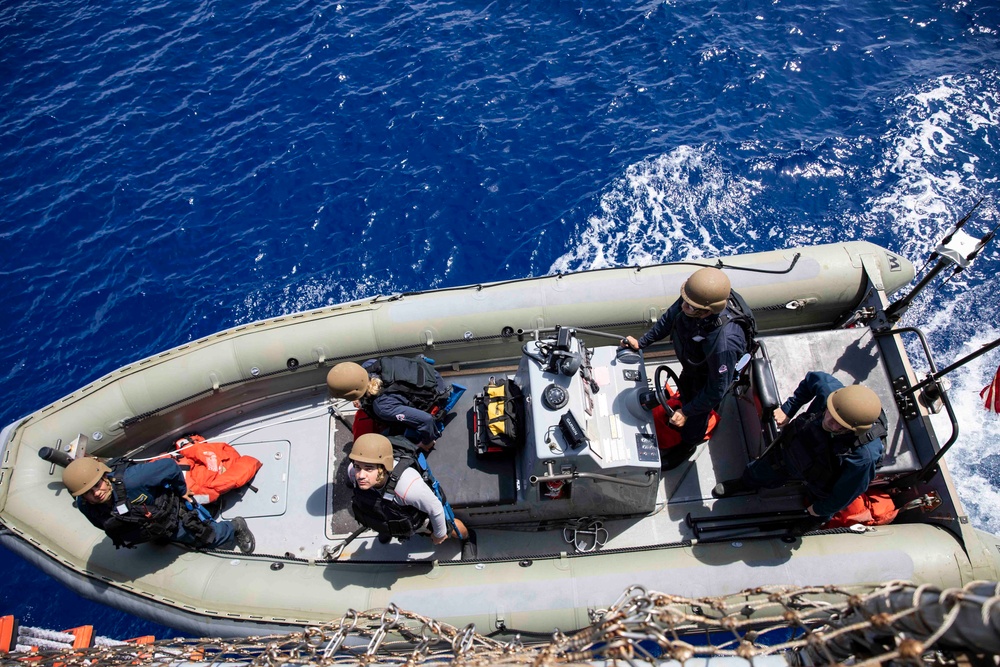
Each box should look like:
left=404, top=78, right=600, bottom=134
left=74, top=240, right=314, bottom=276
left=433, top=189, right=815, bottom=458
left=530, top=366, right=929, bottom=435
left=346, top=433, right=475, bottom=559
left=327, top=356, right=455, bottom=452
left=621, top=267, right=754, bottom=469
left=62, top=456, right=256, bottom=553
left=713, top=373, right=887, bottom=527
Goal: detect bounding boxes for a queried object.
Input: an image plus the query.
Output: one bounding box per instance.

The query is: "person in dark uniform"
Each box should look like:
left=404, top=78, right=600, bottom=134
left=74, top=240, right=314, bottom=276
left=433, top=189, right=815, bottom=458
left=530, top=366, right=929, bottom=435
left=713, top=373, right=887, bottom=524
left=327, top=356, right=452, bottom=451
left=63, top=456, right=255, bottom=553
left=622, top=267, right=753, bottom=469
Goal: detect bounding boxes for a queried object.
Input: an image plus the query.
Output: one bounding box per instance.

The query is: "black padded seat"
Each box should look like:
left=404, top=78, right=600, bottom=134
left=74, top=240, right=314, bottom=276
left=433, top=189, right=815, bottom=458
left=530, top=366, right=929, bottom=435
left=421, top=372, right=518, bottom=509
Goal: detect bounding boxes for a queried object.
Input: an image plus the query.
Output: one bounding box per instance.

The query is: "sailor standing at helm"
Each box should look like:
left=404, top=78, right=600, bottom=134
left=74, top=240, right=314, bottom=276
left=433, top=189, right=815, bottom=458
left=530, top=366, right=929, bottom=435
left=713, top=373, right=887, bottom=524
left=327, top=356, right=452, bottom=451
left=621, top=267, right=753, bottom=469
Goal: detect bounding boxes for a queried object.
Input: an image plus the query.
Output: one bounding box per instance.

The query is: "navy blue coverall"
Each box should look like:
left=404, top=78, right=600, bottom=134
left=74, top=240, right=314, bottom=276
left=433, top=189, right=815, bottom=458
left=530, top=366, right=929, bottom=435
left=742, top=372, right=884, bottom=520
left=77, top=458, right=236, bottom=548
left=362, top=358, right=448, bottom=445
left=637, top=297, right=748, bottom=450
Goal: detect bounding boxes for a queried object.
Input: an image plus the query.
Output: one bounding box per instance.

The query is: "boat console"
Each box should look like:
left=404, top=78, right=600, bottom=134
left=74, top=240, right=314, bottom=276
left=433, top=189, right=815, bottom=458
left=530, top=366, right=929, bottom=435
left=509, top=328, right=661, bottom=521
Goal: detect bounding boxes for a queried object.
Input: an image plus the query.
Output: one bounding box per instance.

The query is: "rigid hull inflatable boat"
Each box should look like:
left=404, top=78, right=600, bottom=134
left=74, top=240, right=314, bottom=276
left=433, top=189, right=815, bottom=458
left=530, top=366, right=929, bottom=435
left=1, top=240, right=999, bottom=638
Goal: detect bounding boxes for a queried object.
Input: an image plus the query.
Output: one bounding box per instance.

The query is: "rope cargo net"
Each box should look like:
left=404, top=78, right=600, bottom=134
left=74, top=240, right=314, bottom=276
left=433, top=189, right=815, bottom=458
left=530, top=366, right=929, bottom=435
left=2, top=580, right=998, bottom=666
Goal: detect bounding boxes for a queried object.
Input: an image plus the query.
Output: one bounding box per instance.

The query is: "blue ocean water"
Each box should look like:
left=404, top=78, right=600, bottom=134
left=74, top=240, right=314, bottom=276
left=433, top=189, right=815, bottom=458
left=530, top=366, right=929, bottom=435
left=2, top=0, right=999, bottom=640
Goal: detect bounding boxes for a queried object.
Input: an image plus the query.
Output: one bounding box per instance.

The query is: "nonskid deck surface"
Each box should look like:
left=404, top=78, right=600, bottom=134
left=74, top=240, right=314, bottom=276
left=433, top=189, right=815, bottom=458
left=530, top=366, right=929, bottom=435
left=206, top=327, right=919, bottom=562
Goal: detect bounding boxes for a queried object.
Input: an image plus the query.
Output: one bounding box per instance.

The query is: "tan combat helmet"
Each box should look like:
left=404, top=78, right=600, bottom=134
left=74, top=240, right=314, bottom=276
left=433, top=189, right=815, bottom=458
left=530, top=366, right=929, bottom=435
left=326, top=362, right=370, bottom=401
left=348, top=433, right=394, bottom=472
left=62, top=457, right=111, bottom=497
left=827, top=385, right=882, bottom=435
left=680, top=267, right=731, bottom=314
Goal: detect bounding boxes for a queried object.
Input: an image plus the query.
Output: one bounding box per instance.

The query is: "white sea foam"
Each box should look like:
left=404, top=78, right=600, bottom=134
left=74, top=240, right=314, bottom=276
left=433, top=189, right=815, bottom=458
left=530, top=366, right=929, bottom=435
left=549, top=146, right=762, bottom=273
left=928, top=329, right=1000, bottom=535
left=870, top=73, right=1000, bottom=533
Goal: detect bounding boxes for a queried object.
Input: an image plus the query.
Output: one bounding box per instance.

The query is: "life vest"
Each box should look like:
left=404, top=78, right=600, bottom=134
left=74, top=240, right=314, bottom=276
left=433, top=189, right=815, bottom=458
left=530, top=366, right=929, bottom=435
left=672, top=290, right=756, bottom=368
left=99, top=460, right=193, bottom=549
left=652, top=384, right=718, bottom=450
left=174, top=435, right=262, bottom=504
left=824, top=491, right=899, bottom=529
left=350, top=456, right=428, bottom=540
left=365, top=356, right=450, bottom=413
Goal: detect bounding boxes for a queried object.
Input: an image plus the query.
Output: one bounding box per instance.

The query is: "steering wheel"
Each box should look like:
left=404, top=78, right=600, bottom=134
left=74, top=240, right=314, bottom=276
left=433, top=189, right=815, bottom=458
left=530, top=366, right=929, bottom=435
left=653, top=365, right=681, bottom=415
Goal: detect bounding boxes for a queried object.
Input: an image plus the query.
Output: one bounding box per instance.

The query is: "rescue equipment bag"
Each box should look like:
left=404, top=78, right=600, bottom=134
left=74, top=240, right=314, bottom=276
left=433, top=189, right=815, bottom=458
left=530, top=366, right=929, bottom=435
left=473, top=376, right=524, bottom=455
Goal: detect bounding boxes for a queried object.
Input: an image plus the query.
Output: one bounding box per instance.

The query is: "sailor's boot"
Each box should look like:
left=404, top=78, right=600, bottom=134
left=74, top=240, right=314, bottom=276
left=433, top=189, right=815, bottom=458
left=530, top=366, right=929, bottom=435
left=712, top=478, right=750, bottom=498
left=232, top=517, right=256, bottom=554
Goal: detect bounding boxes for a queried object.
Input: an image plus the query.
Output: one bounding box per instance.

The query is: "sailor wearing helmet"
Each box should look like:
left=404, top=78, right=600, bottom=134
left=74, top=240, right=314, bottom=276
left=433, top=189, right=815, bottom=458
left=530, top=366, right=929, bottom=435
left=713, top=372, right=888, bottom=525
left=622, top=267, right=755, bottom=469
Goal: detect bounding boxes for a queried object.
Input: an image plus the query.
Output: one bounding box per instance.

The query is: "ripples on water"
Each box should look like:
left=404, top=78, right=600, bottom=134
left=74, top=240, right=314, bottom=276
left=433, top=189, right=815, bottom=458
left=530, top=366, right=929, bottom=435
left=1, top=0, right=998, bottom=638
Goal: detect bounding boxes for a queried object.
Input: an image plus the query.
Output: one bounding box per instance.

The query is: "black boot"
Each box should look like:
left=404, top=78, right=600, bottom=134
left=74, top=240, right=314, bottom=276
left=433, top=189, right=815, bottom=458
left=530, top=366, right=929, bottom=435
left=712, top=478, right=750, bottom=498
left=232, top=517, right=255, bottom=554
left=460, top=528, right=478, bottom=561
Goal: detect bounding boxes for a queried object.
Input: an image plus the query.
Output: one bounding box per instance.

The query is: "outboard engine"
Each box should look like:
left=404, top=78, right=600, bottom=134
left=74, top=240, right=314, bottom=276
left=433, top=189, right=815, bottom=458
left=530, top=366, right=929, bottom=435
left=515, top=328, right=660, bottom=521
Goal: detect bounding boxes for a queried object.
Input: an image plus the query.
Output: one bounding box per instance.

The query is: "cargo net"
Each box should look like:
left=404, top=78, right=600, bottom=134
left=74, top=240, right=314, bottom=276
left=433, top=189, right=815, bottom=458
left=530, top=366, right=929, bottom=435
left=3, top=580, right=999, bottom=667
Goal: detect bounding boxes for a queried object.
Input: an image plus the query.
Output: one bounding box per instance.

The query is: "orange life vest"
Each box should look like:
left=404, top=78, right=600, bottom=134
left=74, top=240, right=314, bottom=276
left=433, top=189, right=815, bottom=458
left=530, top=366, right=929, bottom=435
left=824, top=491, right=899, bottom=529
left=652, top=384, right=718, bottom=450
left=174, top=435, right=262, bottom=503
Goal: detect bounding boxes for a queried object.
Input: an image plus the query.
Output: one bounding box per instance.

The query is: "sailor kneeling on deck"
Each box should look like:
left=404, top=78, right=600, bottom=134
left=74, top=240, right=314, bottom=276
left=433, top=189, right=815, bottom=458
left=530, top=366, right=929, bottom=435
left=63, top=457, right=256, bottom=553
left=713, top=372, right=887, bottom=526
left=328, top=356, right=452, bottom=452
left=347, top=433, right=476, bottom=559
left=622, top=267, right=755, bottom=469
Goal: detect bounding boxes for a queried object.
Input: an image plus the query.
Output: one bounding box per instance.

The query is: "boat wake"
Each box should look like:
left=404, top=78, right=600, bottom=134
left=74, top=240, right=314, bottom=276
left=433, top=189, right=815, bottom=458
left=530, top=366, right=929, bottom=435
left=550, top=70, right=1000, bottom=534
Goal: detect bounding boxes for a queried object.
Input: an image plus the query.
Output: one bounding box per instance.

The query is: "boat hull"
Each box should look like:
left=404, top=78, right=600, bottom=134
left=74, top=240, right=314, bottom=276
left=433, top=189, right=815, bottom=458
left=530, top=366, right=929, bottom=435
left=8, top=240, right=999, bottom=638
left=0, top=521, right=991, bottom=637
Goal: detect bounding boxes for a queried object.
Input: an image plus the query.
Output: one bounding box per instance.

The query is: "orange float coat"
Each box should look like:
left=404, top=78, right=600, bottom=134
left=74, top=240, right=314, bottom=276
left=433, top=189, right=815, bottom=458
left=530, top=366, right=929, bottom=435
left=652, top=384, right=718, bottom=451
left=824, top=491, right=899, bottom=529
left=175, top=435, right=262, bottom=504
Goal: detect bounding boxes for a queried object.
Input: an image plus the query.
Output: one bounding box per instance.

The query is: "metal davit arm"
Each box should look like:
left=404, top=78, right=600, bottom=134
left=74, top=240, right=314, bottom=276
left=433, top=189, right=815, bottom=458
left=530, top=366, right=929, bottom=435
left=875, top=326, right=959, bottom=487
left=879, top=327, right=1000, bottom=486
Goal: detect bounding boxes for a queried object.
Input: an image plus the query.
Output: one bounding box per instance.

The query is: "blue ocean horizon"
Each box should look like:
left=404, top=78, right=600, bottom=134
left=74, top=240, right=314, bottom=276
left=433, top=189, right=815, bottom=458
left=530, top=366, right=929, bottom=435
left=2, top=0, right=999, bottom=640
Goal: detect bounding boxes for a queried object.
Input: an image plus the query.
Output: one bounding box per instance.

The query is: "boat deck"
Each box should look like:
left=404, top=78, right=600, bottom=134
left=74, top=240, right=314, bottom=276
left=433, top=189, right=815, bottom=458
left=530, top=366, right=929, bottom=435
left=210, top=327, right=918, bottom=562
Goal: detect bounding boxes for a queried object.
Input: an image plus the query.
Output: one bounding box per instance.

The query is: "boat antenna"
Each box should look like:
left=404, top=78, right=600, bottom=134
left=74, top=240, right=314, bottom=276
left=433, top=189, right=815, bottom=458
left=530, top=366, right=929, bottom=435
left=885, top=197, right=991, bottom=321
